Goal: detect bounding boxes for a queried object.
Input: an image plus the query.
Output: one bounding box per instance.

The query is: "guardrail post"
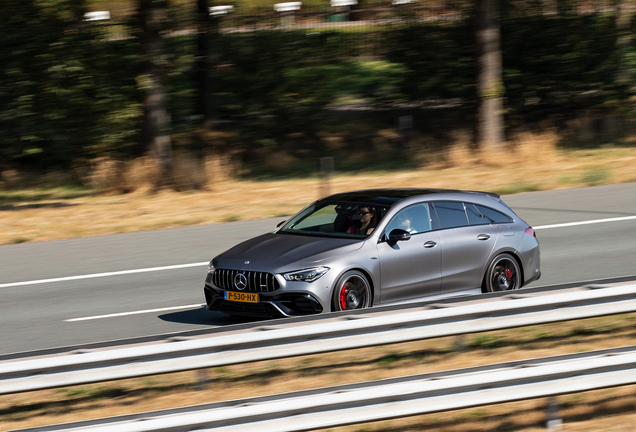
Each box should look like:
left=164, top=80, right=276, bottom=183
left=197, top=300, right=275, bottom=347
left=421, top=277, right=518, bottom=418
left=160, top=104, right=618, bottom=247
left=196, top=369, right=209, bottom=390
left=398, top=115, right=413, bottom=151
left=545, top=396, right=562, bottom=430
left=454, top=334, right=466, bottom=352
left=319, top=156, right=334, bottom=198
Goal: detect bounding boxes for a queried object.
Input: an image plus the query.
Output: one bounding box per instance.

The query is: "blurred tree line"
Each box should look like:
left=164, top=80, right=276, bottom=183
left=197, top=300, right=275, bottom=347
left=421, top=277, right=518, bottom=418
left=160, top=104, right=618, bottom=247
left=1, top=0, right=634, bottom=181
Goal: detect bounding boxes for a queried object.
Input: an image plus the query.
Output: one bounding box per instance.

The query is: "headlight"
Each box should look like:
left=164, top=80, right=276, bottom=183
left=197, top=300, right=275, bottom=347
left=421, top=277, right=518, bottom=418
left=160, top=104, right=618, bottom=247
left=207, top=260, right=215, bottom=273
left=283, top=266, right=330, bottom=282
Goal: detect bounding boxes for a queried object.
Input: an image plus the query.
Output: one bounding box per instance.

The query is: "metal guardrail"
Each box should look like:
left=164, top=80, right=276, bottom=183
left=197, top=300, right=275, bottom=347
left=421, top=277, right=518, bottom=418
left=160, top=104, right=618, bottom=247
left=17, top=345, right=636, bottom=431
left=2, top=282, right=636, bottom=395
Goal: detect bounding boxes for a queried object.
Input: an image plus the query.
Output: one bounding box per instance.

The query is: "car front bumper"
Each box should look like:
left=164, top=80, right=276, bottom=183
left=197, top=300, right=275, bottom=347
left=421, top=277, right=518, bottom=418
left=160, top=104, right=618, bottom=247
left=204, top=283, right=325, bottom=318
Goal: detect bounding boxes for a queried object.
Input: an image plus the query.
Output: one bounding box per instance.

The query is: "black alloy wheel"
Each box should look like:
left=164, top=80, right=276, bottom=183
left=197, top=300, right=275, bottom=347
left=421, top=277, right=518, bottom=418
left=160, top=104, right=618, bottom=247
left=484, top=253, right=521, bottom=292
left=332, top=270, right=372, bottom=311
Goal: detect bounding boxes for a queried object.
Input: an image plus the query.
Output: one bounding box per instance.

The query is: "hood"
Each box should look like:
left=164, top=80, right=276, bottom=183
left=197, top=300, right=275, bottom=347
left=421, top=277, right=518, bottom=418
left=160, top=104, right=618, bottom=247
left=215, top=233, right=363, bottom=270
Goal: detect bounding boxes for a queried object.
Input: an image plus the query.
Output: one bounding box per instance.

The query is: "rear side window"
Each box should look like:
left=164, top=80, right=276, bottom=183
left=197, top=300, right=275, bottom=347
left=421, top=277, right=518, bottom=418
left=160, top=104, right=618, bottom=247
left=433, top=201, right=469, bottom=229
left=475, top=205, right=513, bottom=223
left=465, top=203, right=487, bottom=225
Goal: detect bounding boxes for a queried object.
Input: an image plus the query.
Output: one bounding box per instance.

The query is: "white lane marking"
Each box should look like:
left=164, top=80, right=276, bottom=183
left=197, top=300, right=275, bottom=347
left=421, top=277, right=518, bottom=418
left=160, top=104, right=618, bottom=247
left=66, top=304, right=205, bottom=322
left=0, top=262, right=208, bottom=289
left=3, top=215, right=636, bottom=290
left=534, top=215, right=636, bottom=230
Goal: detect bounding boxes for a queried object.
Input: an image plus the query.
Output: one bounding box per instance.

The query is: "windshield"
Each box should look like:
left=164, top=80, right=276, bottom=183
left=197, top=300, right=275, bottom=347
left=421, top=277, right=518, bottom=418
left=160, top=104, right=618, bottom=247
left=279, top=201, right=389, bottom=239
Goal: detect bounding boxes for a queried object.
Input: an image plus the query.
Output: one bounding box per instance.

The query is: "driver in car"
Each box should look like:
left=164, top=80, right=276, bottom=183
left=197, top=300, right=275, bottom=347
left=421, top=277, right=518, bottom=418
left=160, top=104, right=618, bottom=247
left=348, top=206, right=377, bottom=235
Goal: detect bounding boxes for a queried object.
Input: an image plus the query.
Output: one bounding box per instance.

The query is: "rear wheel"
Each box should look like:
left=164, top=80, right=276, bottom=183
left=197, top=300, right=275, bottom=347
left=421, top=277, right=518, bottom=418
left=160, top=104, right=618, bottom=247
left=332, top=270, right=372, bottom=311
left=484, top=253, right=521, bottom=292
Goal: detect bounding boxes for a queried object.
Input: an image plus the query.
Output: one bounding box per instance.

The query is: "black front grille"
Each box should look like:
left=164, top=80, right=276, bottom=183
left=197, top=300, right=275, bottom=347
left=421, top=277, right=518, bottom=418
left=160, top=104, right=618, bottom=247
left=212, top=269, right=280, bottom=293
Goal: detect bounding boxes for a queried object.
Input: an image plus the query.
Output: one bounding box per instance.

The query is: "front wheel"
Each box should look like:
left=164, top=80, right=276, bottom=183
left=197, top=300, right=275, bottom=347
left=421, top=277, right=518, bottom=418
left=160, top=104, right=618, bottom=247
left=332, top=270, right=372, bottom=312
left=483, top=253, right=521, bottom=292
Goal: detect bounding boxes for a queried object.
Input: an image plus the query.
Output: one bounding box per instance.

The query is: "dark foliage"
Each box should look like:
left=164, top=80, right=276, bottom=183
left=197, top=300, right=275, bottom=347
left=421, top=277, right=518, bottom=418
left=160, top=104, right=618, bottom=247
left=0, top=1, right=633, bottom=174
left=502, top=12, right=628, bottom=128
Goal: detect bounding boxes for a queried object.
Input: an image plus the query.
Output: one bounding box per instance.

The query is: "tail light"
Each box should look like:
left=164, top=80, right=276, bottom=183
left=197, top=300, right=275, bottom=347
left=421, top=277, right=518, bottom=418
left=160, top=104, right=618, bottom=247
left=525, top=227, right=536, bottom=238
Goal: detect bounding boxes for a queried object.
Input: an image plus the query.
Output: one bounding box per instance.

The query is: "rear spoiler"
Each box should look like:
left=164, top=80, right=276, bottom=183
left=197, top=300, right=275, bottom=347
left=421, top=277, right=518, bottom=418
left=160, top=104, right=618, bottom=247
left=463, top=190, right=501, bottom=199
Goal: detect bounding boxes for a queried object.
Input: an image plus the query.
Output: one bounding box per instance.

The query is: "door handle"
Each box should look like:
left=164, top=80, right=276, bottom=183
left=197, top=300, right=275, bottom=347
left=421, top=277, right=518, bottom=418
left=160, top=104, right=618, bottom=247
left=477, top=234, right=491, bottom=241
left=424, top=241, right=437, bottom=248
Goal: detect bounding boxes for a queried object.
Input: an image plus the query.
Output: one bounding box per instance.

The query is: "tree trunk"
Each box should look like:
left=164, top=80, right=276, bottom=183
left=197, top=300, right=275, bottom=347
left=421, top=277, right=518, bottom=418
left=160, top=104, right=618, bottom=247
left=475, top=0, right=505, bottom=154
left=197, top=0, right=213, bottom=126
left=616, top=0, right=632, bottom=85
left=139, top=0, right=172, bottom=188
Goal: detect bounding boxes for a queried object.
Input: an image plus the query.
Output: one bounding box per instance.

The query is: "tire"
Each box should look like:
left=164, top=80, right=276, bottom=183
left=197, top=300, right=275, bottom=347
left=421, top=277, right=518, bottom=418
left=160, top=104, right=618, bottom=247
left=332, top=270, right=372, bottom=312
left=483, top=253, right=521, bottom=292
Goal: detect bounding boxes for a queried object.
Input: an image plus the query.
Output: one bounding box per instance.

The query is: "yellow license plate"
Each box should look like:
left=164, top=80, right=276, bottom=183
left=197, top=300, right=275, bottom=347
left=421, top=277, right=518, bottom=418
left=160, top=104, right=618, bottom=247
left=225, top=291, right=259, bottom=303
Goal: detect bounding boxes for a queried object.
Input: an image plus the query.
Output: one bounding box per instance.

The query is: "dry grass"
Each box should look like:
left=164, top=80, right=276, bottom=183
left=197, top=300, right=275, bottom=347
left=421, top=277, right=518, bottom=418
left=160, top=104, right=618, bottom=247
left=2, top=314, right=636, bottom=430
left=1, top=131, right=636, bottom=245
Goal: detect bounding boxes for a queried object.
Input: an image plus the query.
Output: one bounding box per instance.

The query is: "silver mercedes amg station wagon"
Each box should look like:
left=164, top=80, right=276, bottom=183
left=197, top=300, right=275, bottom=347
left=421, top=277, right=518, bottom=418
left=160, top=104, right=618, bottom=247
left=204, top=189, right=540, bottom=318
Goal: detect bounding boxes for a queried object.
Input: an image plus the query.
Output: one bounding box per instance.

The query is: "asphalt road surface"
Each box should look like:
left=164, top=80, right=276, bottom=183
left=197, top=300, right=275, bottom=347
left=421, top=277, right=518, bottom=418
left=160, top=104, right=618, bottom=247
left=1, top=183, right=635, bottom=355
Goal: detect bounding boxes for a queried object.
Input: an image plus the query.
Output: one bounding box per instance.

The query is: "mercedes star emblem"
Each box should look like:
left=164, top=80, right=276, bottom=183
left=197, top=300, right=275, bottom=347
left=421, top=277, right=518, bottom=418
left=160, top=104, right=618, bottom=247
left=234, top=273, right=248, bottom=291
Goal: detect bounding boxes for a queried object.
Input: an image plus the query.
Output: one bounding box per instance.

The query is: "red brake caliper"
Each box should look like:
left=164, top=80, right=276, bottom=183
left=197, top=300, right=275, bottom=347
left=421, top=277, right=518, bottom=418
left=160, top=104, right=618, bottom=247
left=505, top=268, right=513, bottom=281
left=339, top=284, right=347, bottom=310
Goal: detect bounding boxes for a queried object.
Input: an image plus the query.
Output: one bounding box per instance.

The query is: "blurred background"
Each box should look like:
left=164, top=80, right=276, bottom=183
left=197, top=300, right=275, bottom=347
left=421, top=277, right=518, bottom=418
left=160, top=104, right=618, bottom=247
left=1, top=0, right=635, bottom=191
left=3, top=5, right=636, bottom=429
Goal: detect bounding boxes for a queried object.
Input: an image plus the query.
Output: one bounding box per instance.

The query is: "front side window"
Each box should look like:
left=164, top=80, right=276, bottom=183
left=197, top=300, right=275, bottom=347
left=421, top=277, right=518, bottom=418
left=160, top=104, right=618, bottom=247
left=385, top=204, right=432, bottom=235
left=432, top=201, right=469, bottom=229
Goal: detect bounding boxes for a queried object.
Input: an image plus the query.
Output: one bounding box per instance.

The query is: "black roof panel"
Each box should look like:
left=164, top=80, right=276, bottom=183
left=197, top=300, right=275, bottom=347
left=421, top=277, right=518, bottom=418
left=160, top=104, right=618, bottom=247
left=321, top=188, right=498, bottom=206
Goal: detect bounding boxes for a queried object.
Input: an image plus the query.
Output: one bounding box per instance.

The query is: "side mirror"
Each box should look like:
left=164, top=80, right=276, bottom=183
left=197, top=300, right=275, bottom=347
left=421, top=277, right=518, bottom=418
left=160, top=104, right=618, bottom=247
left=387, top=228, right=411, bottom=246
left=276, top=220, right=287, bottom=228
